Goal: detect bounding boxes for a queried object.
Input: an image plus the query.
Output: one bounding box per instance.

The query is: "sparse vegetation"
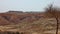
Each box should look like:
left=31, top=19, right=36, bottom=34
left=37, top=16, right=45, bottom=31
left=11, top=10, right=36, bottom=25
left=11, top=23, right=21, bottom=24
left=0, top=4, right=60, bottom=34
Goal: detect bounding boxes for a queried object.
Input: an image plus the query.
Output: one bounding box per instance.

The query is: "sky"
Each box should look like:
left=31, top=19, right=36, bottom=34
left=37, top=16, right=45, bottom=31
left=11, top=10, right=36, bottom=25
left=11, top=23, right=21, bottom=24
left=0, top=0, right=60, bottom=12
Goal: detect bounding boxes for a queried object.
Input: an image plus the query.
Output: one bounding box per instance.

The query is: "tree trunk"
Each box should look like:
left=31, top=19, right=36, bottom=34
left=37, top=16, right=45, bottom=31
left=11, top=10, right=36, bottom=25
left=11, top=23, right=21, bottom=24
left=56, top=17, right=59, bottom=34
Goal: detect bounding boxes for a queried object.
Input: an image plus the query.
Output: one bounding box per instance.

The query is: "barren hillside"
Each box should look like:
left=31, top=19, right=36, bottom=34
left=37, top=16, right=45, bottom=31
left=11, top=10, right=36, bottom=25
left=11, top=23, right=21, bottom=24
left=0, top=11, right=60, bottom=34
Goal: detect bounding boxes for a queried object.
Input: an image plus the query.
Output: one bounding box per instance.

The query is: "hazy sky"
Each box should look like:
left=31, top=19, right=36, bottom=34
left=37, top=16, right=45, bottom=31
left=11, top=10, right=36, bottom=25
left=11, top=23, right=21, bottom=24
left=0, top=0, right=60, bottom=12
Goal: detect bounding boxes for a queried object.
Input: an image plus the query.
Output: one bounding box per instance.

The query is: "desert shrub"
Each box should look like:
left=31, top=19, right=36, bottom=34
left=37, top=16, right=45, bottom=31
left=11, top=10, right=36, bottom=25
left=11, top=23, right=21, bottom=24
left=12, top=32, right=15, bottom=34
left=16, top=32, right=20, bottom=34
left=7, top=31, right=12, bottom=34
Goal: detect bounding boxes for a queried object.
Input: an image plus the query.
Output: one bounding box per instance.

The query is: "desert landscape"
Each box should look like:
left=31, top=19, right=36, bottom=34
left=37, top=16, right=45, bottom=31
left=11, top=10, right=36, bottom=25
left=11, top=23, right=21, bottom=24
left=0, top=5, right=60, bottom=34
left=0, top=0, right=59, bottom=34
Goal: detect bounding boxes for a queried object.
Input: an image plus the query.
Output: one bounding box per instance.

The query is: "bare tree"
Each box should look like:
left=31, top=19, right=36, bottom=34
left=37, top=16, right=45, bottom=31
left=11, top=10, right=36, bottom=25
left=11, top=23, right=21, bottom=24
left=45, top=4, right=59, bottom=34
